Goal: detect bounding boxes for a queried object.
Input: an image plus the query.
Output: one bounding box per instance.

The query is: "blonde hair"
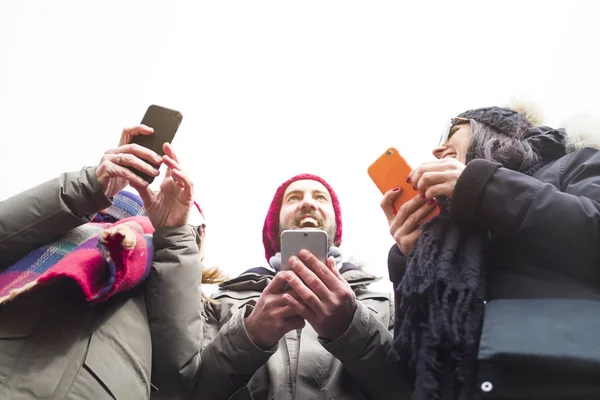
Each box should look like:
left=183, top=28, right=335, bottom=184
left=201, top=266, right=227, bottom=303
left=193, top=223, right=228, bottom=303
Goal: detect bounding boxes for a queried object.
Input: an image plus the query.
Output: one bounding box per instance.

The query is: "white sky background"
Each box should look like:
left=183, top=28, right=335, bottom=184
left=1, top=1, right=600, bottom=295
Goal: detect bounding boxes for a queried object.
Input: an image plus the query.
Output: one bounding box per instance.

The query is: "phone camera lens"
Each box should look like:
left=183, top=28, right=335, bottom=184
left=174, top=112, right=182, bottom=121
left=386, top=149, right=394, bottom=156
left=303, top=232, right=308, bottom=237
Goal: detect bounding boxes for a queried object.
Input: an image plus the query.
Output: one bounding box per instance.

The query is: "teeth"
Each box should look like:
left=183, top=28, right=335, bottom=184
left=300, top=217, right=318, bottom=227
left=444, top=153, right=457, bottom=159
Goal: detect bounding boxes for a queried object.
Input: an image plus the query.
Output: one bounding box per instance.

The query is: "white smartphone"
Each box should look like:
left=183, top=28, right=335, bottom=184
left=280, top=229, right=329, bottom=270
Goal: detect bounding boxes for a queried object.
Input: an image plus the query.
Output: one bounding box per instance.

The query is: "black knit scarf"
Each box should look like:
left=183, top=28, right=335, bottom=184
left=394, top=210, right=487, bottom=400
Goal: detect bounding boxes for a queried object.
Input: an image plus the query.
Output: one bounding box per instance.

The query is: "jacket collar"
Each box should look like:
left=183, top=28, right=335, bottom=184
left=218, top=262, right=381, bottom=292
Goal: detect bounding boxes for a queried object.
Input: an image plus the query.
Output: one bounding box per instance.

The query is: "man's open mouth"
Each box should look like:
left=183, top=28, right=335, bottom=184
left=299, top=216, right=319, bottom=228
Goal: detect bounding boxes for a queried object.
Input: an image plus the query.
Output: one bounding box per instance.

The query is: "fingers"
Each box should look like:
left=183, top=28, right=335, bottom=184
left=394, top=228, right=422, bottom=256
left=163, top=142, right=180, bottom=163
left=107, top=143, right=162, bottom=165
left=258, top=280, right=305, bottom=321
left=161, top=145, right=182, bottom=172
left=102, top=126, right=163, bottom=189
left=425, top=182, right=456, bottom=199
left=326, top=256, right=346, bottom=283
left=408, top=159, right=446, bottom=184
left=391, top=193, right=428, bottom=230
left=131, top=184, right=155, bottom=206
left=297, top=250, right=340, bottom=290
left=389, top=195, right=437, bottom=255
left=391, top=196, right=436, bottom=234
left=412, top=201, right=438, bottom=222
left=112, top=152, right=160, bottom=179
left=414, top=171, right=448, bottom=195
left=409, top=158, right=463, bottom=193
left=162, top=154, right=183, bottom=174
left=265, top=272, right=292, bottom=294
left=261, top=282, right=304, bottom=319
left=98, top=159, right=149, bottom=188
left=283, top=292, right=316, bottom=321
left=380, top=187, right=402, bottom=225
left=170, top=169, right=192, bottom=191
left=124, top=124, right=154, bottom=137
left=289, top=254, right=330, bottom=298
left=163, top=154, right=194, bottom=194
left=274, top=302, right=303, bottom=319
left=283, top=267, right=325, bottom=314
left=119, top=124, right=154, bottom=146
left=414, top=170, right=461, bottom=200
left=281, top=287, right=302, bottom=302
left=163, top=144, right=180, bottom=180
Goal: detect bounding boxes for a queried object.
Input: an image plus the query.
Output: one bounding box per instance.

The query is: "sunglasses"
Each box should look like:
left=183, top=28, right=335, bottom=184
left=438, top=117, right=470, bottom=145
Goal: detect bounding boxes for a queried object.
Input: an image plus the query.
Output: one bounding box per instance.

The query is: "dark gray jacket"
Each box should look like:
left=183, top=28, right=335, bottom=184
left=0, top=167, right=203, bottom=399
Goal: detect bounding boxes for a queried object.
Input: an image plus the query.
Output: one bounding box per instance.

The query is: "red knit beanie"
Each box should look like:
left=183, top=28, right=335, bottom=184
left=262, top=174, right=342, bottom=261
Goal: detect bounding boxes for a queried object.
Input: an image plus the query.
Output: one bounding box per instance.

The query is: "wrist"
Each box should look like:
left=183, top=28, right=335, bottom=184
left=68, top=167, right=112, bottom=216
left=155, top=207, right=191, bottom=229
left=321, top=303, right=357, bottom=341
left=244, top=314, right=276, bottom=350
left=95, top=167, right=114, bottom=197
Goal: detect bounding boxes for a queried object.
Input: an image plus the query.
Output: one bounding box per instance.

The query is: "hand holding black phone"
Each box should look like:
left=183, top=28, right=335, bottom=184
left=129, top=105, right=183, bottom=183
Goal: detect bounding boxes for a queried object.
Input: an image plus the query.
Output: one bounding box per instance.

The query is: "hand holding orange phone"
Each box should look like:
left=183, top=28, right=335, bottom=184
left=368, top=147, right=440, bottom=220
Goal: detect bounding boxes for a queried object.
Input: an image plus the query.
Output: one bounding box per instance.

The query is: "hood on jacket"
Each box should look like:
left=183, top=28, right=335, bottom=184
left=501, top=99, right=600, bottom=152
left=562, top=113, right=600, bottom=153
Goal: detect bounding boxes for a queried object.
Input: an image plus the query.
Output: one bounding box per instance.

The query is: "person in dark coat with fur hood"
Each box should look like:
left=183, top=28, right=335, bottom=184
left=382, top=104, right=600, bottom=399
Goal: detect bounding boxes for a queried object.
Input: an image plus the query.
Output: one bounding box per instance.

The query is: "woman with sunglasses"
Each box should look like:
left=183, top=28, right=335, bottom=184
left=381, top=106, right=600, bottom=399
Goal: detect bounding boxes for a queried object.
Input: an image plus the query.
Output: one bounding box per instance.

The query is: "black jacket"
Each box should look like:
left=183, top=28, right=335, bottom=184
left=389, top=147, right=600, bottom=301
left=388, top=147, right=600, bottom=399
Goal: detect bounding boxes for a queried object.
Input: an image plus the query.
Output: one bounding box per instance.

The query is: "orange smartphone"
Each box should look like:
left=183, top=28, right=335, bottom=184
left=368, top=147, right=440, bottom=218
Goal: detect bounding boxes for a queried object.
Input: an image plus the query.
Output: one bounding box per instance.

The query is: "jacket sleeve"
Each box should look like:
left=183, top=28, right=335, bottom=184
left=0, top=166, right=111, bottom=268
left=192, top=304, right=277, bottom=399
left=144, top=225, right=205, bottom=398
left=450, top=148, right=600, bottom=278
left=388, top=244, right=407, bottom=285
left=388, top=244, right=408, bottom=320
left=320, top=299, right=412, bottom=400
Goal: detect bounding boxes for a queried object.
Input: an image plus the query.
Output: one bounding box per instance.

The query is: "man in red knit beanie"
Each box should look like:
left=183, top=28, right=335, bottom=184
left=193, top=173, right=411, bottom=399
left=262, top=173, right=343, bottom=261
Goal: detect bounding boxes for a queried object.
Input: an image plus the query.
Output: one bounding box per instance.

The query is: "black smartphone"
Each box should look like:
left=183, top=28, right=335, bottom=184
left=129, top=105, right=183, bottom=183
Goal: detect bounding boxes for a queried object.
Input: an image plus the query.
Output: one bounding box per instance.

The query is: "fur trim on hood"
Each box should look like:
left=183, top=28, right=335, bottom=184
left=507, top=99, right=600, bottom=152
left=506, top=99, right=545, bottom=127
left=562, top=113, right=600, bottom=152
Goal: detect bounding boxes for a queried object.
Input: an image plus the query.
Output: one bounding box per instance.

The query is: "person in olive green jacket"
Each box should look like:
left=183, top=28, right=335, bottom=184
left=185, top=174, right=412, bottom=399
left=0, top=125, right=204, bottom=399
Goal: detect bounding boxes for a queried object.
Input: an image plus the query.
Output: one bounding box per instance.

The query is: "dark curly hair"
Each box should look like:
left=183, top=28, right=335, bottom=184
left=452, top=106, right=543, bottom=176
left=466, top=119, right=543, bottom=176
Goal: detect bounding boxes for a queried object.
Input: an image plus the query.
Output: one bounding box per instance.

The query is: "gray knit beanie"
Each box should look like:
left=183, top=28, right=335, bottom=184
left=456, top=106, right=533, bottom=139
